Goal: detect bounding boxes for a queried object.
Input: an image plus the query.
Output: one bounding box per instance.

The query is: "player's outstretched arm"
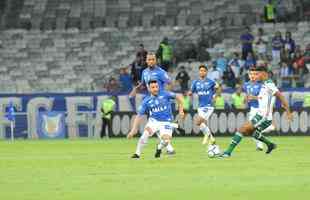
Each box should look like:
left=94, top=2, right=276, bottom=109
left=246, top=95, right=258, bottom=101
left=129, top=82, right=143, bottom=98
left=275, top=91, right=293, bottom=121
left=127, top=115, right=143, bottom=139
left=176, top=94, right=185, bottom=119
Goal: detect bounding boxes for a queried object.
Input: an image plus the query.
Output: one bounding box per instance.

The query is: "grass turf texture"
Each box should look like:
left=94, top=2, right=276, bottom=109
left=0, top=137, right=309, bottom=200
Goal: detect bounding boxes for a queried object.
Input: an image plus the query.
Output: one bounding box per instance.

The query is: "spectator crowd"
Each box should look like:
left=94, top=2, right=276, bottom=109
left=103, top=25, right=310, bottom=94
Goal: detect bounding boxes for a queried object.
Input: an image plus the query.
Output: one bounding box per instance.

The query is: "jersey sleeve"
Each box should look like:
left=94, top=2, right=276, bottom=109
left=165, top=91, right=176, bottom=100
left=161, top=70, right=171, bottom=84
left=137, top=99, right=148, bottom=116
left=266, top=81, right=279, bottom=95
left=209, top=79, right=217, bottom=93
left=210, top=79, right=216, bottom=88
left=190, top=81, right=196, bottom=92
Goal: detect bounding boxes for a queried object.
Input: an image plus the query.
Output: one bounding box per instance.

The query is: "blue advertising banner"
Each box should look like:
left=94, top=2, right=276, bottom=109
left=37, top=112, right=66, bottom=139
left=0, top=89, right=309, bottom=139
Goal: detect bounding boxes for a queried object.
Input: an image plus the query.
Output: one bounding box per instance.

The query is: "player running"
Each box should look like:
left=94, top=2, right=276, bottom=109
left=188, top=64, right=218, bottom=145
left=127, top=80, right=185, bottom=158
left=243, top=67, right=264, bottom=151
left=221, top=66, right=292, bottom=157
left=129, top=52, right=176, bottom=154
left=244, top=66, right=277, bottom=151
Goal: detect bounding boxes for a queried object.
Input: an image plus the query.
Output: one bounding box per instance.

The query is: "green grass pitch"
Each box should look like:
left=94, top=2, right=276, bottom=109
left=0, top=137, right=309, bottom=200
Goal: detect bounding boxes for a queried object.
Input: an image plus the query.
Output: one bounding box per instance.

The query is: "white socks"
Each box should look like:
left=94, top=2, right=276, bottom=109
left=255, top=139, right=264, bottom=149
left=166, top=143, right=174, bottom=152
left=200, top=123, right=211, bottom=137
left=157, top=140, right=168, bottom=150
left=200, top=123, right=215, bottom=144
left=135, top=132, right=149, bottom=156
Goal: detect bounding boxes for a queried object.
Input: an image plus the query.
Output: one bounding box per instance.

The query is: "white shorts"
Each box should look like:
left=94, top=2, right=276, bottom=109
left=197, top=107, right=214, bottom=121
left=145, top=118, right=173, bottom=137
left=248, top=107, right=259, bottom=120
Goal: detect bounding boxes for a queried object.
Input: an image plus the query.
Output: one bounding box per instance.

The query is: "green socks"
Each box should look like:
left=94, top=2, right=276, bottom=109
left=253, top=130, right=273, bottom=146
left=225, top=132, right=243, bottom=155
left=224, top=130, right=273, bottom=156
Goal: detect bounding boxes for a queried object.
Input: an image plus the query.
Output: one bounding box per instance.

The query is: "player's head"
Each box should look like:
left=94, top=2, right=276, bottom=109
left=256, top=66, right=269, bottom=81
left=198, top=64, right=208, bottom=78
left=146, top=52, right=157, bottom=68
left=248, top=66, right=258, bottom=82
left=148, top=80, right=159, bottom=95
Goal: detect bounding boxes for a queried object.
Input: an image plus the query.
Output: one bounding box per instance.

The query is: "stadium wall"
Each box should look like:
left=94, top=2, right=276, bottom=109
left=0, top=90, right=309, bottom=139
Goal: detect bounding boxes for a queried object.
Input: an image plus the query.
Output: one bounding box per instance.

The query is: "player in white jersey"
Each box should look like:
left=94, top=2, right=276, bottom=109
left=221, top=66, right=292, bottom=157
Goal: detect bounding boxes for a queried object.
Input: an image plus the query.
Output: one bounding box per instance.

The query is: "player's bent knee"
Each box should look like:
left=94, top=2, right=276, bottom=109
left=144, top=127, right=153, bottom=136
left=161, top=134, right=171, bottom=142
left=196, top=117, right=204, bottom=126
left=195, top=120, right=201, bottom=126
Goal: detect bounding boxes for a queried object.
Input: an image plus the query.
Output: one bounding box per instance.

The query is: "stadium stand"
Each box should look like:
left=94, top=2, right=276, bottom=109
left=0, top=0, right=309, bottom=96
left=0, top=0, right=273, bottom=30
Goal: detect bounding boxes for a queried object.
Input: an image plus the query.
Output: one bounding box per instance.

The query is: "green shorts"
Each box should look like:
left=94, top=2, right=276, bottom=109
left=250, top=113, right=272, bottom=131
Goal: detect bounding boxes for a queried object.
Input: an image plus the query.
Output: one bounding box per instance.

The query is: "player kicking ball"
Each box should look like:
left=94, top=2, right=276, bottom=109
left=127, top=80, right=185, bottom=159
left=188, top=64, right=218, bottom=146
left=221, top=65, right=292, bottom=158
left=244, top=66, right=277, bottom=151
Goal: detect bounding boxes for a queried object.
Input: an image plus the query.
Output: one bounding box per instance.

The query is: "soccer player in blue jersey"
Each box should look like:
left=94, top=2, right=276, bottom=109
left=243, top=67, right=264, bottom=151
left=127, top=80, right=185, bottom=158
left=130, top=52, right=172, bottom=96
left=188, top=64, right=218, bottom=145
left=129, top=52, right=176, bottom=154
left=141, top=53, right=172, bottom=91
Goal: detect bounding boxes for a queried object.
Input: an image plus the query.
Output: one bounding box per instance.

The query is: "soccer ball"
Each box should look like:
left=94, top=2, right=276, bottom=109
left=207, top=144, right=221, bottom=158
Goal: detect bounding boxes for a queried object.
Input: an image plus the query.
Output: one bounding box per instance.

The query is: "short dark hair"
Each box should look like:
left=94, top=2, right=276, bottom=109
left=249, top=66, right=257, bottom=71
left=255, top=66, right=268, bottom=72
left=148, top=79, right=158, bottom=85
left=199, top=64, right=208, bottom=70
left=147, top=52, right=156, bottom=57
